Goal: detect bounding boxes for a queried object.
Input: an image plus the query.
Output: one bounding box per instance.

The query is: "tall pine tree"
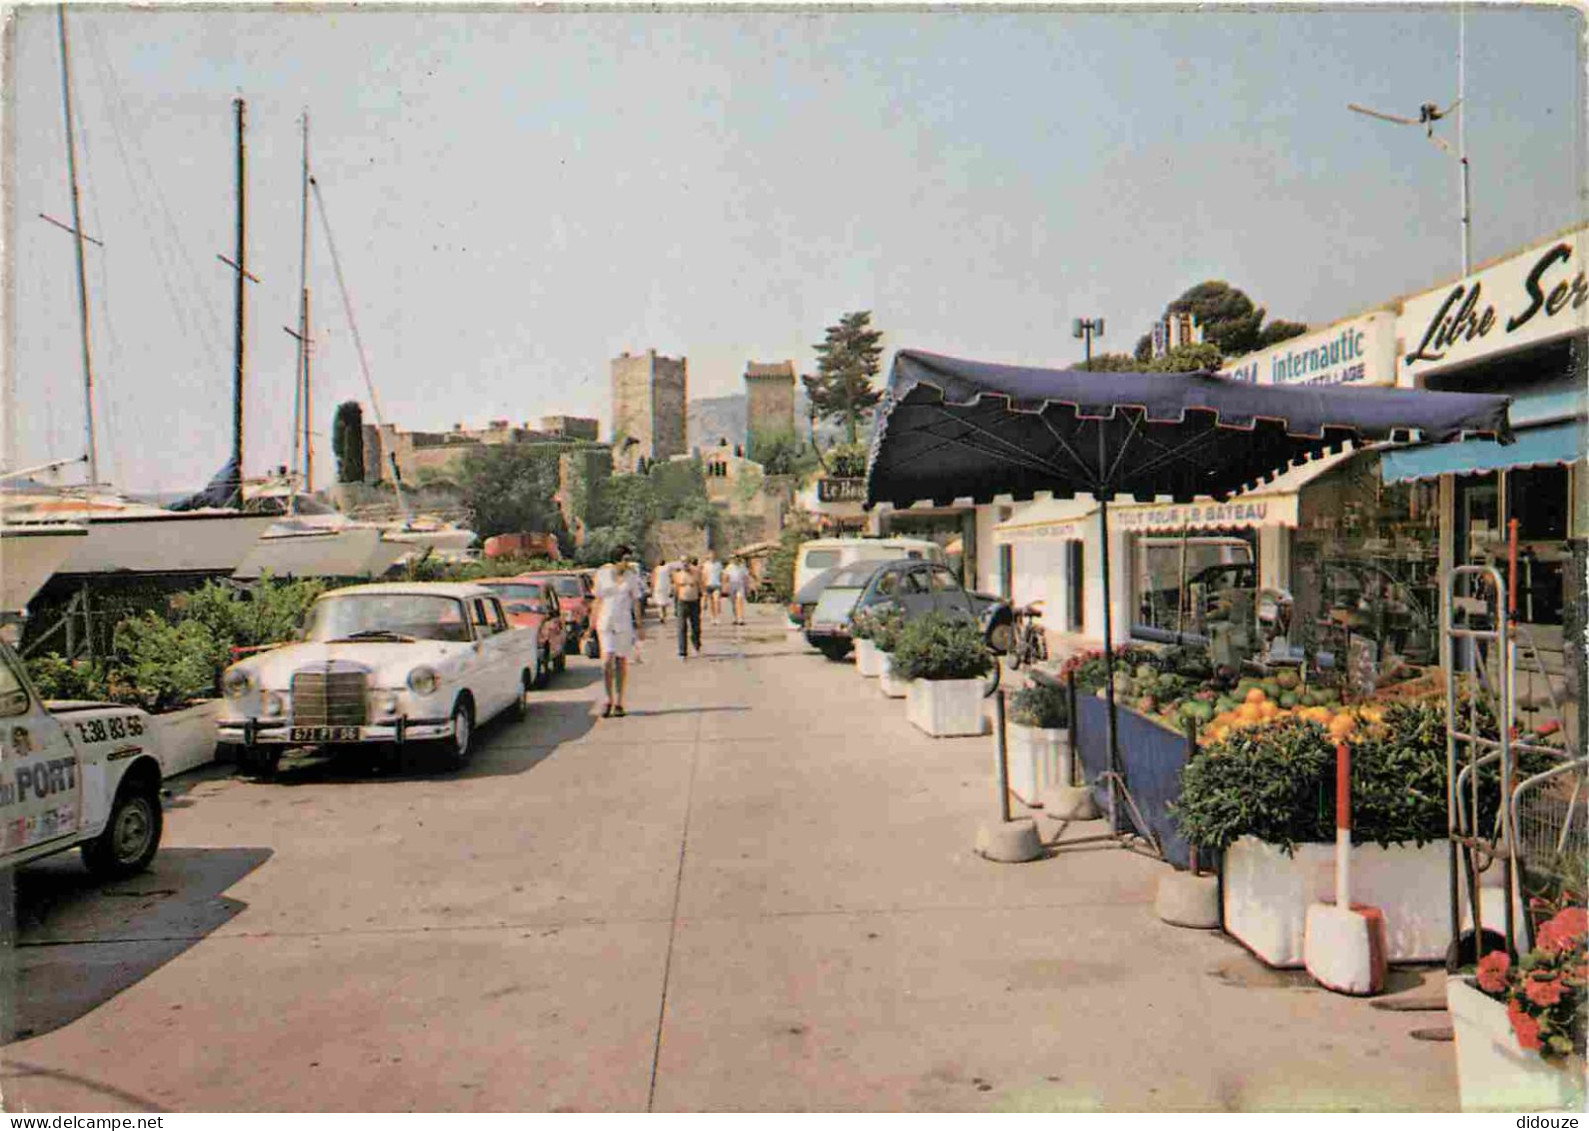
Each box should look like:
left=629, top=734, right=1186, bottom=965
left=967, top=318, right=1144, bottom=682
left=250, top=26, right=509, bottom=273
left=803, top=311, right=884, bottom=445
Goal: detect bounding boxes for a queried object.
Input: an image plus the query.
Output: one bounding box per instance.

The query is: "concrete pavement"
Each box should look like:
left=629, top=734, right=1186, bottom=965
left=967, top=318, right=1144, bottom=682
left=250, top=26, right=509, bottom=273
left=1, top=606, right=1458, bottom=1111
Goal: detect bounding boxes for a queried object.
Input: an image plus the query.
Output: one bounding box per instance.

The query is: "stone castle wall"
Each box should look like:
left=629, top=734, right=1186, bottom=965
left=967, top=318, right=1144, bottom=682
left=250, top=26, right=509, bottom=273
left=611, top=350, right=687, bottom=471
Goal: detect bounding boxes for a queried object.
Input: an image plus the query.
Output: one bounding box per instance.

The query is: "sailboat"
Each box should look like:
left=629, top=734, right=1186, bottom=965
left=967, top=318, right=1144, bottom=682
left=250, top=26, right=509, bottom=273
left=0, top=13, right=273, bottom=591
left=233, top=113, right=473, bottom=579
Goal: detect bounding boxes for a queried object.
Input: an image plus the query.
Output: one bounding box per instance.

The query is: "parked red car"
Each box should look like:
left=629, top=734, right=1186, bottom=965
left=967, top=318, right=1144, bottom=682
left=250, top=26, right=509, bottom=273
left=521, top=571, right=593, bottom=654
left=478, top=577, right=567, bottom=687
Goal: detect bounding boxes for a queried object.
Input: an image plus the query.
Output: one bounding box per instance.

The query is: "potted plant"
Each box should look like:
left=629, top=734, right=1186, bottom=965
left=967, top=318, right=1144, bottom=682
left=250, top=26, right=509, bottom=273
left=1448, top=899, right=1587, bottom=1111
left=1171, top=701, right=1524, bottom=966
left=868, top=606, right=909, bottom=698
left=850, top=609, right=883, bottom=678
left=893, top=612, right=992, bottom=737
left=1006, top=679, right=1070, bottom=800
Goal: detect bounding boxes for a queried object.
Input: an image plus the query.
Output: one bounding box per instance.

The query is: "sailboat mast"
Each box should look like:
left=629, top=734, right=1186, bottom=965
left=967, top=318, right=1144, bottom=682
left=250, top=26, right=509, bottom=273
left=303, top=287, right=313, bottom=492
left=299, top=113, right=313, bottom=493
left=231, top=97, right=247, bottom=505
left=56, top=5, right=98, bottom=488
left=291, top=112, right=308, bottom=495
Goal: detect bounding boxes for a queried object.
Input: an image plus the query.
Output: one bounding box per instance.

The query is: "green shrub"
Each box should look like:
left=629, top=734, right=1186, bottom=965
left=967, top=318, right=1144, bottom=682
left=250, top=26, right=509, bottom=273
left=891, top=612, right=991, bottom=681
left=1010, top=680, right=1069, bottom=729
left=173, top=577, right=324, bottom=673
left=1171, top=698, right=1549, bottom=855
left=111, top=614, right=221, bottom=712
left=25, top=654, right=112, bottom=702
left=865, top=605, right=906, bottom=653
left=850, top=609, right=876, bottom=641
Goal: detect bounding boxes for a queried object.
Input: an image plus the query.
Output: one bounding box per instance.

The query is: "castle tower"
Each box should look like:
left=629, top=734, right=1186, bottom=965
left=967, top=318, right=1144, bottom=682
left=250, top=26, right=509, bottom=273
left=744, top=360, right=796, bottom=456
left=610, top=349, right=687, bottom=472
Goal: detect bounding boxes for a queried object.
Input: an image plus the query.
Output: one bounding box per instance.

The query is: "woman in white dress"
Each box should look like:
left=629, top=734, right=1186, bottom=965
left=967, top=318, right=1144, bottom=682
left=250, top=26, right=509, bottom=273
left=592, top=546, right=643, bottom=717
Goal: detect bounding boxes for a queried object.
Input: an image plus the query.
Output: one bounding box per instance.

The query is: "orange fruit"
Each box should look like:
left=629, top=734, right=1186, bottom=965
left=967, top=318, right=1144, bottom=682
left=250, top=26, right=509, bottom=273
left=1245, top=688, right=1267, bottom=705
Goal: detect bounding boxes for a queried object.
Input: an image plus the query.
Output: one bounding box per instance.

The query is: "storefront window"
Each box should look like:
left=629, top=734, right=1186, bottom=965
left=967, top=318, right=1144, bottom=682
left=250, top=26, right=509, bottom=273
left=1129, top=532, right=1255, bottom=642
left=1291, top=454, right=1441, bottom=669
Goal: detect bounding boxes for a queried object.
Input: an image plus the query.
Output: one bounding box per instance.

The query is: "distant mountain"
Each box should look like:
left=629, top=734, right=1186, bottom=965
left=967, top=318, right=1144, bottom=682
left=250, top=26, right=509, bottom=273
left=686, top=390, right=847, bottom=454
left=688, top=394, right=747, bottom=453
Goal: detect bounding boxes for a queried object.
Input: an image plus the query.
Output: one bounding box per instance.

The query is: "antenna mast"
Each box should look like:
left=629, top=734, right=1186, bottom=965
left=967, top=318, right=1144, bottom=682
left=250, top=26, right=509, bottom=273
left=1457, top=3, right=1471, bottom=276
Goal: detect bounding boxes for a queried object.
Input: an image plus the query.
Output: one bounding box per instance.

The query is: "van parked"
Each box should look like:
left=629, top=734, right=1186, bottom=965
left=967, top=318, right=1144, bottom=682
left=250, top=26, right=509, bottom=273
left=792, top=537, right=946, bottom=599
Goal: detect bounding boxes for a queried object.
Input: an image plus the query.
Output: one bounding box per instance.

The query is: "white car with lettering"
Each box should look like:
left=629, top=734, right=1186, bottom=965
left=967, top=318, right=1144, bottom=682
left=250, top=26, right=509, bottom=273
left=217, top=582, right=540, bottom=774
left=0, top=640, right=165, bottom=879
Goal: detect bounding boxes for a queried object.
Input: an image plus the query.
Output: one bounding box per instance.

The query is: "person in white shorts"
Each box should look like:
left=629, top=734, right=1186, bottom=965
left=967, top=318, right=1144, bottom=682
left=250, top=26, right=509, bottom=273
left=703, top=551, right=725, bottom=624
left=724, top=556, right=751, bottom=625
left=592, top=546, right=644, bottom=717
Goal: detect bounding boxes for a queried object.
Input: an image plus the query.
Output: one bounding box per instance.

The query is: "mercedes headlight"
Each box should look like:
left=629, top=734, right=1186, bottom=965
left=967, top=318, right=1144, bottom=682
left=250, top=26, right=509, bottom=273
left=222, top=667, right=254, bottom=699
left=406, top=666, right=439, bottom=696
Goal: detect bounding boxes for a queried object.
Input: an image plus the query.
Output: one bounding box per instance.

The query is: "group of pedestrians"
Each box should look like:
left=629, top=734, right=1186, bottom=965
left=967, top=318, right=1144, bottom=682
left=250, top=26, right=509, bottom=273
left=648, top=550, right=755, bottom=658
left=589, top=546, right=758, bottom=717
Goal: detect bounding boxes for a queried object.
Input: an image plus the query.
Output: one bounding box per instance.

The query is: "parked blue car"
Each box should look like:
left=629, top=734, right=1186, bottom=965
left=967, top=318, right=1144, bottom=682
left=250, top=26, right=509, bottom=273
left=803, top=557, right=1012, bottom=662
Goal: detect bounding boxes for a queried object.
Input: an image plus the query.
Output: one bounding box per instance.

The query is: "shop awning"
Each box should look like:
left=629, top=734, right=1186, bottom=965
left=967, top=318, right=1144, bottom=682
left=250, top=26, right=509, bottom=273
left=1380, top=418, right=1585, bottom=483
left=994, top=449, right=1360, bottom=540
left=993, top=495, right=1097, bottom=543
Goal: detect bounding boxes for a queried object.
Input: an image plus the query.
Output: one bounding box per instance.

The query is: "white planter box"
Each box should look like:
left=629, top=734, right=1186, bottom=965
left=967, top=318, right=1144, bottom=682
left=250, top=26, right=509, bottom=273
left=1223, top=835, right=1511, bottom=967
left=153, top=699, right=221, bottom=778
left=877, top=652, right=908, bottom=698
left=1447, top=975, right=1586, bottom=1112
left=906, top=678, right=988, bottom=738
left=1005, top=723, right=1069, bottom=800
left=854, top=638, right=883, bottom=678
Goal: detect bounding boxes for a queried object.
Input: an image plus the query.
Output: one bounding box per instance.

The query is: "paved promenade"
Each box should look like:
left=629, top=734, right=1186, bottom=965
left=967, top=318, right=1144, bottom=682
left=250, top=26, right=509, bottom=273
left=2, top=606, right=1457, bottom=1111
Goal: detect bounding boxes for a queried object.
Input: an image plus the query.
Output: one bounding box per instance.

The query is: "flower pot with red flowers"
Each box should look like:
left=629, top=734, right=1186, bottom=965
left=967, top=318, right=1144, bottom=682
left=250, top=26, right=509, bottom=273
left=1448, top=902, right=1587, bottom=1112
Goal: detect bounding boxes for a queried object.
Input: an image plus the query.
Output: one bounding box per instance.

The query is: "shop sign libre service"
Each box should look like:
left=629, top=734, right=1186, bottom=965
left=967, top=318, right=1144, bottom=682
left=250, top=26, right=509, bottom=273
left=1398, top=227, right=1589, bottom=381
left=1220, top=311, right=1395, bottom=388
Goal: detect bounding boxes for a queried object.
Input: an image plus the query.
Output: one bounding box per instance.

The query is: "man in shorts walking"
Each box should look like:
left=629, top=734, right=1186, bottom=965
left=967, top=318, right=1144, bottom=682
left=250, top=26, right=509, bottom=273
left=672, top=557, right=704, bottom=657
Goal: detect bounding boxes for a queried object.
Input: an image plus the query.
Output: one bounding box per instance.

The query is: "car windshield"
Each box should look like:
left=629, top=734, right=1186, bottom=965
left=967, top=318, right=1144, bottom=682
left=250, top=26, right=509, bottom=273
left=545, top=577, right=583, bottom=598
left=486, top=582, right=544, bottom=603
left=828, top=563, right=882, bottom=589
left=803, top=549, right=842, bottom=570
left=305, top=593, right=471, bottom=643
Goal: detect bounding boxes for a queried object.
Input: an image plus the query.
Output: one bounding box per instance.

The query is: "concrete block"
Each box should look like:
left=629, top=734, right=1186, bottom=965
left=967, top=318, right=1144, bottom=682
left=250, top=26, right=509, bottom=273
left=975, top=818, right=1044, bottom=863
left=1155, top=871, right=1220, bottom=929
left=1303, top=902, right=1388, bottom=996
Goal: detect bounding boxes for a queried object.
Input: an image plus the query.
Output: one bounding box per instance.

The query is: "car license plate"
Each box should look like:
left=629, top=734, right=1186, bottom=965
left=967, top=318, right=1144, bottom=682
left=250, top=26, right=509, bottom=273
left=289, top=725, right=361, bottom=743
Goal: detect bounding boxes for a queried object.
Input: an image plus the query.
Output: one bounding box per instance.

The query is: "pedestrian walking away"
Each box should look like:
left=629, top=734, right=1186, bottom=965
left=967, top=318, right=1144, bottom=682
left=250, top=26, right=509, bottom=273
left=672, top=556, right=704, bottom=657
left=591, top=546, right=644, bottom=717
left=724, top=555, right=752, bottom=625
left=703, top=550, right=724, bottom=624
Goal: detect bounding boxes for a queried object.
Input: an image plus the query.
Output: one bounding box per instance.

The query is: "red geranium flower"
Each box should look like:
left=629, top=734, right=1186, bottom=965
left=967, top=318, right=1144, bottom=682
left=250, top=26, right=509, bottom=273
left=1476, top=950, right=1511, bottom=994
left=1525, top=974, right=1566, bottom=1008
left=1537, top=907, right=1588, bottom=954
left=1508, top=1000, right=1544, bottom=1051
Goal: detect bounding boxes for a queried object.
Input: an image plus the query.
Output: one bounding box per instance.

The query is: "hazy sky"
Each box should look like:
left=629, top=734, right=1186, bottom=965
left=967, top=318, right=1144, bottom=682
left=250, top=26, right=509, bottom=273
left=6, top=2, right=1584, bottom=493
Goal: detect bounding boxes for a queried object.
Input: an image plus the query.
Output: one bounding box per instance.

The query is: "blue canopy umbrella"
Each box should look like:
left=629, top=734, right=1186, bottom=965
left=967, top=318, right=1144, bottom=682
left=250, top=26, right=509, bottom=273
left=865, top=349, right=1514, bottom=846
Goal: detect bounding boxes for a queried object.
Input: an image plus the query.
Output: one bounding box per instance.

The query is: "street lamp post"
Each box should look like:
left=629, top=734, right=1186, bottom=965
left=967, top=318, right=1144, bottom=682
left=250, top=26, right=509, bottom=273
left=1073, top=317, right=1105, bottom=371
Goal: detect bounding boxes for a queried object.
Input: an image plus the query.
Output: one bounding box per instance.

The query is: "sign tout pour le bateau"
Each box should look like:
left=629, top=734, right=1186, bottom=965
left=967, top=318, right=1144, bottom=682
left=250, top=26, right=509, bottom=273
left=1398, top=228, right=1588, bottom=380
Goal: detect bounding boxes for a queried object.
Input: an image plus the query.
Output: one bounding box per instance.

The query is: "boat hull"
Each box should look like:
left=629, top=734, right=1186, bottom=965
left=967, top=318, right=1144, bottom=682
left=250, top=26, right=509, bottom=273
left=234, top=523, right=409, bottom=580
left=52, top=511, right=277, bottom=577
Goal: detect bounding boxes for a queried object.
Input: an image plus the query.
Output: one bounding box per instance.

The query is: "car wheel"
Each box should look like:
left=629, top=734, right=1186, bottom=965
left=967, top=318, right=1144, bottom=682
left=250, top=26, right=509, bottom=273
left=440, top=699, right=475, bottom=772
left=81, top=775, right=163, bottom=880
left=817, top=640, right=851, bottom=662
